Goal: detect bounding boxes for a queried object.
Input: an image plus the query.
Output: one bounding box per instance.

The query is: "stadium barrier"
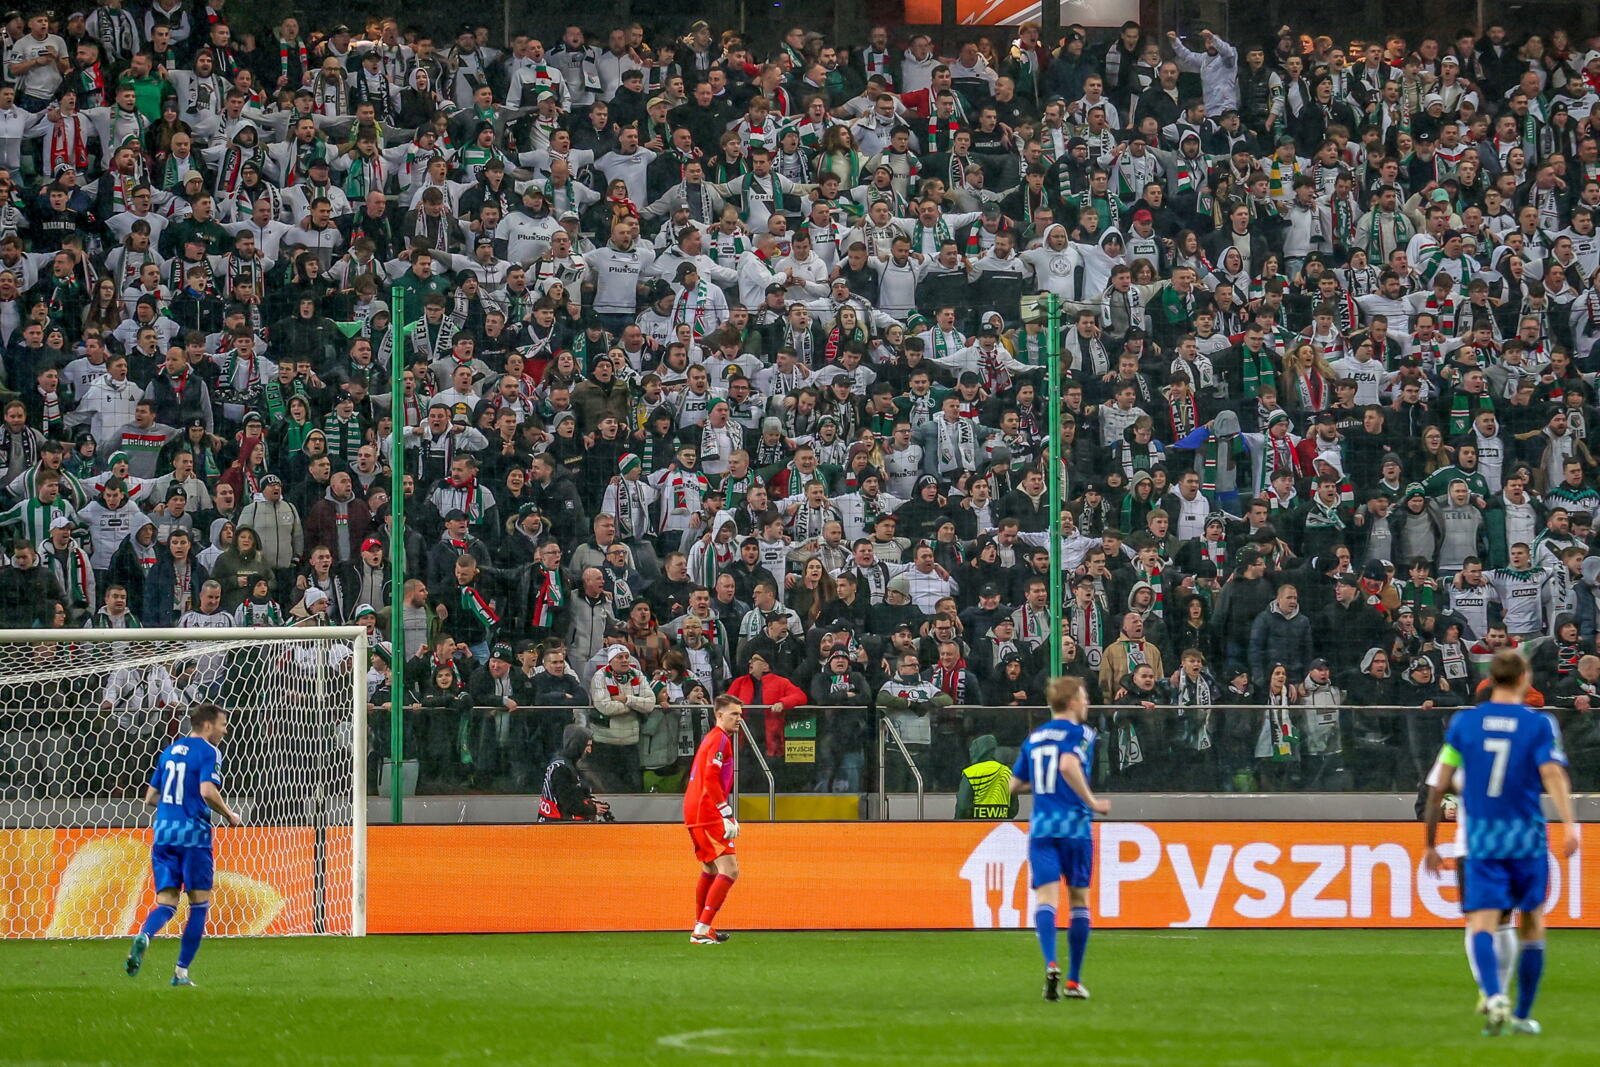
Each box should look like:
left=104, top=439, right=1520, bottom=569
left=363, top=702, right=1564, bottom=806
left=359, top=822, right=1599, bottom=933
left=1, top=827, right=346, bottom=938
left=9, top=820, right=1591, bottom=936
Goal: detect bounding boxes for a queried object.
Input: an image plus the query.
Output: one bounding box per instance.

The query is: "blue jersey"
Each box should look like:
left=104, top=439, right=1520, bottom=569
left=1441, top=701, right=1565, bottom=860
left=149, top=735, right=221, bottom=849
left=1012, top=718, right=1096, bottom=840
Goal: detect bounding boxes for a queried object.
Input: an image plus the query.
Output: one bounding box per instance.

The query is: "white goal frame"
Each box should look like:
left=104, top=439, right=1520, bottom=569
left=0, top=626, right=368, bottom=938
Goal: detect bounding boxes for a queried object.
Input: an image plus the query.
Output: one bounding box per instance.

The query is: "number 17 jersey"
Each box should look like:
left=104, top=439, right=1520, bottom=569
left=1012, top=719, right=1096, bottom=840
left=1442, top=701, right=1565, bottom=860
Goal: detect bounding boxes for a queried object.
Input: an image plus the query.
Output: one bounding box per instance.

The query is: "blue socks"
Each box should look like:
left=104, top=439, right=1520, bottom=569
left=1515, top=941, right=1545, bottom=1020
left=1068, top=907, right=1091, bottom=983
left=138, top=903, right=176, bottom=939
left=176, top=901, right=209, bottom=969
left=1470, top=930, right=1501, bottom=998
left=1034, top=904, right=1057, bottom=967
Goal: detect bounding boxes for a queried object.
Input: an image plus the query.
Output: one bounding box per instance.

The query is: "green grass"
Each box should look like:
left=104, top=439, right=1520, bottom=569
left=3, top=931, right=1597, bottom=1064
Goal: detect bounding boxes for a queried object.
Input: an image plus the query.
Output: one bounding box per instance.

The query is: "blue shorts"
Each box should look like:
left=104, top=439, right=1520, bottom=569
left=151, top=844, right=214, bottom=894
left=1029, top=836, right=1093, bottom=889
left=1461, top=856, right=1547, bottom=915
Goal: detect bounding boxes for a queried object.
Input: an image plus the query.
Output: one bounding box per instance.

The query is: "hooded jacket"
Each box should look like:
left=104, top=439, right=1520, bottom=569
left=1530, top=613, right=1584, bottom=688
left=1298, top=671, right=1346, bottom=756
left=140, top=542, right=211, bottom=627
left=106, top=518, right=160, bottom=608
left=955, top=733, right=1018, bottom=818
left=236, top=493, right=304, bottom=569
left=687, top=509, right=740, bottom=589
left=537, top=725, right=601, bottom=822
left=1344, top=647, right=1399, bottom=716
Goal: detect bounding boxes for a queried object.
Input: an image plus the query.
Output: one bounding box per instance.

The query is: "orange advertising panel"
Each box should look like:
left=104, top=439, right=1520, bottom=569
left=1, top=828, right=346, bottom=938
left=366, top=822, right=1597, bottom=933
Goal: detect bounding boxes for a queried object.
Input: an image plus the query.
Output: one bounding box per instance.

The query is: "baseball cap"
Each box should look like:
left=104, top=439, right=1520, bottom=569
left=444, top=508, right=469, bottom=522
left=361, top=537, right=383, bottom=553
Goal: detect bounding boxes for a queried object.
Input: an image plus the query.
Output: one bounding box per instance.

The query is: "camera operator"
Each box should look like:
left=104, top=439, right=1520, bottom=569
left=536, top=725, right=613, bottom=822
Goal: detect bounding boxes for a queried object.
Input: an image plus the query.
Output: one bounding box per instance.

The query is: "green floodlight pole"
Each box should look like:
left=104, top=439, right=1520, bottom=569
left=1045, top=293, right=1063, bottom=681
left=389, top=284, right=407, bottom=825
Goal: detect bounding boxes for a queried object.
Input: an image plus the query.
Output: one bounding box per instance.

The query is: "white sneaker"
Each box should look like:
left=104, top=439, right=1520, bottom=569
left=1483, top=994, right=1511, bottom=1036
left=1064, top=981, right=1090, bottom=1000
left=1510, top=1018, right=1541, bottom=1036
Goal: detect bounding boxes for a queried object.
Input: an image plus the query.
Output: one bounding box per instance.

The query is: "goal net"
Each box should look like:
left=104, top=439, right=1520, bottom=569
left=0, top=627, right=367, bottom=939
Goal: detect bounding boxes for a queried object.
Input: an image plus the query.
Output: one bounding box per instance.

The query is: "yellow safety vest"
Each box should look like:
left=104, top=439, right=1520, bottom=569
left=963, top=760, right=1013, bottom=819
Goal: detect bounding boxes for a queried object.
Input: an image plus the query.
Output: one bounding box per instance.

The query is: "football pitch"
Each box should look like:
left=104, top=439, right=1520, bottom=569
left=4, top=930, right=1597, bottom=1065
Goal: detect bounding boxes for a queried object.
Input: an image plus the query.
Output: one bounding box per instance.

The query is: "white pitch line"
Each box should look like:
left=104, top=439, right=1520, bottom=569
left=656, top=1024, right=964, bottom=1061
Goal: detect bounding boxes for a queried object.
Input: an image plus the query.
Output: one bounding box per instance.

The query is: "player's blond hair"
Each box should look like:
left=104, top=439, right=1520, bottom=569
left=1046, top=676, right=1084, bottom=714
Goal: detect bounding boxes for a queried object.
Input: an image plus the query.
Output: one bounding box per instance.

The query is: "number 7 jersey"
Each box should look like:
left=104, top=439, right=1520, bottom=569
left=1012, top=720, right=1097, bottom=840
left=1441, top=701, right=1566, bottom=860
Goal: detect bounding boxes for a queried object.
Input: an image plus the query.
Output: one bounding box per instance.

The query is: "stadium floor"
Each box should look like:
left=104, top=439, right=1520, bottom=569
left=4, top=930, right=1597, bottom=1064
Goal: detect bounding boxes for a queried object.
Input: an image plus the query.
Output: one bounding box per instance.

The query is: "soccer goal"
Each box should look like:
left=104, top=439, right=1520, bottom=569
left=0, top=627, right=368, bottom=939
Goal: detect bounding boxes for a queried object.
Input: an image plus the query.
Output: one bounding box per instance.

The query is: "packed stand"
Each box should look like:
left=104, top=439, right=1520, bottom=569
left=2, top=7, right=1600, bottom=802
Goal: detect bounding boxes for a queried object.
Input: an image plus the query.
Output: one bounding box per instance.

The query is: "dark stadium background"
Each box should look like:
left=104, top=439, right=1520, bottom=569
left=219, top=1, right=1598, bottom=67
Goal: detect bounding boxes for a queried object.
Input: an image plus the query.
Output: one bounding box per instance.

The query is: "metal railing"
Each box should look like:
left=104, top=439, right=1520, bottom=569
left=879, top=717, right=926, bottom=820
left=736, top=716, right=777, bottom=821
left=358, top=701, right=1543, bottom=806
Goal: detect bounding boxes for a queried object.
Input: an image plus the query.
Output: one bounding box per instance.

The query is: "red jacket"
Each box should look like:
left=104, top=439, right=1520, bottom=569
left=725, top=672, right=809, bottom=757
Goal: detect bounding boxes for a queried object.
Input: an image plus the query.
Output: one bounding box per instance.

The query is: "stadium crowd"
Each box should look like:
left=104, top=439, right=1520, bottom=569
left=0, top=6, right=1599, bottom=801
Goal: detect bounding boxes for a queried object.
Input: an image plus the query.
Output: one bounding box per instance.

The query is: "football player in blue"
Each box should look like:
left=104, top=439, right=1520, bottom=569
left=1010, top=676, right=1110, bottom=1002
left=1424, top=651, right=1580, bottom=1036
left=125, top=703, right=242, bottom=987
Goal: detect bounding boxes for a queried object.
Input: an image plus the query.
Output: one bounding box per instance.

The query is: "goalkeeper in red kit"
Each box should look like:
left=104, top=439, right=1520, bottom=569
left=683, top=695, right=744, bottom=944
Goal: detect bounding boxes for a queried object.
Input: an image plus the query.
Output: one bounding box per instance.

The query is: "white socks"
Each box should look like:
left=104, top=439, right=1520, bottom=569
left=1495, top=924, right=1519, bottom=993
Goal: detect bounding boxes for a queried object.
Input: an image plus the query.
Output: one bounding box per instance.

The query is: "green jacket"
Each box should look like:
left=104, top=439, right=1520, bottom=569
left=1481, top=495, right=1545, bottom=570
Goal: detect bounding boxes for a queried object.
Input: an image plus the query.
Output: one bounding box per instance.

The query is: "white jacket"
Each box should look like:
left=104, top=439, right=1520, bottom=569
left=78, top=500, right=145, bottom=568
left=1170, top=35, right=1239, bottom=116
left=587, top=664, right=654, bottom=745
left=74, top=376, right=143, bottom=447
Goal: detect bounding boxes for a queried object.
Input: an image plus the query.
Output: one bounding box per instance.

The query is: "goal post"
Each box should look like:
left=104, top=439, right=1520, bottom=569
left=0, top=627, right=367, bottom=939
